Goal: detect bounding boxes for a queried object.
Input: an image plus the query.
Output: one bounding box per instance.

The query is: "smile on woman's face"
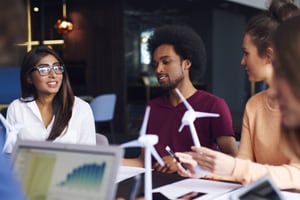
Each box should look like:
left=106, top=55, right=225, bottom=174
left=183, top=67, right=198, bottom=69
left=28, top=54, right=63, bottom=98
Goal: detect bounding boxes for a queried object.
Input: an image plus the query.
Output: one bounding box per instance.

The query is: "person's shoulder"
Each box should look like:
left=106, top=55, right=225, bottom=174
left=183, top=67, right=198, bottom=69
left=6, top=98, right=27, bottom=117
left=73, top=97, right=93, bottom=114
left=8, top=98, right=24, bottom=108
left=245, top=91, right=266, bottom=108
left=74, top=96, right=90, bottom=107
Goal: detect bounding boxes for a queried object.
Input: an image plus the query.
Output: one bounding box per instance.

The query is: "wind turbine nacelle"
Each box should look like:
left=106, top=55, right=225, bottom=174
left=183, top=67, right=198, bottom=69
left=138, top=134, right=159, bottom=145
left=182, top=110, right=196, bottom=123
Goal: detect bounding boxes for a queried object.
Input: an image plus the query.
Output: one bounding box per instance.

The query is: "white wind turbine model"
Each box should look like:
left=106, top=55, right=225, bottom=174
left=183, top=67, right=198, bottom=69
left=0, top=113, right=22, bottom=153
left=175, top=88, right=219, bottom=175
left=121, top=106, right=164, bottom=200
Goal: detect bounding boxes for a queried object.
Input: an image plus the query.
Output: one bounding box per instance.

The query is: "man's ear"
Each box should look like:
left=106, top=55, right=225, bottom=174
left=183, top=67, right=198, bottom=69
left=183, top=59, right=192, bottom=70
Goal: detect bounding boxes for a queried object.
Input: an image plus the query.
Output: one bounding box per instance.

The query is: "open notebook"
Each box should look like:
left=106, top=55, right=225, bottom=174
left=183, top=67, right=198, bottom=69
left=10, top=140, right=123, bottom=200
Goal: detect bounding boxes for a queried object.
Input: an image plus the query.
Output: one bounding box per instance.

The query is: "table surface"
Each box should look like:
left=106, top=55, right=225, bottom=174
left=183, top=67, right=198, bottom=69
left=116, top=171, right=186, bottom=199
left=116, top=171, right=300, bottom=200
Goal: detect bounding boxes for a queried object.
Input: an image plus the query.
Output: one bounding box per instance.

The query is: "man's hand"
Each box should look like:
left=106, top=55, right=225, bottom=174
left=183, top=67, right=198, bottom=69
left=153, top=155, right=178, bottom=173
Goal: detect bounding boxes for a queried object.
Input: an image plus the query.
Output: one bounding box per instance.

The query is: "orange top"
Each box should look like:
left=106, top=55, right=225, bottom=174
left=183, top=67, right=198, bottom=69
left=233, top=91, right=300, bottom=190
left=207, top=91, right=300, bottom=190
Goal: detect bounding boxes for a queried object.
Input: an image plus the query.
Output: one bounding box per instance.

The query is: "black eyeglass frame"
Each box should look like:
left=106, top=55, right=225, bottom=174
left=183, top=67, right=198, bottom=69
left=29, top=64, right=65, bottom=76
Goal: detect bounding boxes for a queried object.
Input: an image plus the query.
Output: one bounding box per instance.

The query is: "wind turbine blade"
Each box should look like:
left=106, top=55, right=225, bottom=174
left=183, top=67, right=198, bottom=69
left=149, top=146, right=165, bottom=166
left=139, top=106, right=151, bottom=137
left=0, top=113, right=11, bottom=130
left=195, top=111, right=220, bottom=118
left=120, top=140, right=143, bottom=148
left=178, top=124, right=184, bottom=132
left=175, top=88, right=192, bottom=110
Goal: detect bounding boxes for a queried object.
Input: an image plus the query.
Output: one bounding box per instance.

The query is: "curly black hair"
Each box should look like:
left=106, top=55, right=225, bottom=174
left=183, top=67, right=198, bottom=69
left=147, top=25, right=206, bottom=81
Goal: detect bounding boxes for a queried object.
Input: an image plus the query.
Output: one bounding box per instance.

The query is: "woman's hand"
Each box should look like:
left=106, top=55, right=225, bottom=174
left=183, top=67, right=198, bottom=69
left=190, top=146, right=236, bottom=176
left=175, top=152, right=202, bottom=179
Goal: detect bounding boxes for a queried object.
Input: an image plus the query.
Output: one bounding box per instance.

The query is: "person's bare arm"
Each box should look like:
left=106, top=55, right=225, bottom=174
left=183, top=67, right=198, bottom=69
left=122, top=158, right=144, bottom=167
left=121, top=148, right=144, bottom=167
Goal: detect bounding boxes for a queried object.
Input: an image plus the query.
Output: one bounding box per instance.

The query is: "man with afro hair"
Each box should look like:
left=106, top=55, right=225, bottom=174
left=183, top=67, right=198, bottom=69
left=123, top=25, right=237, bottom=173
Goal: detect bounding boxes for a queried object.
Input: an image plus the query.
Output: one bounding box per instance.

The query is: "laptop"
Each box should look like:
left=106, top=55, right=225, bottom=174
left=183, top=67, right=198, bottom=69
left=230, top=176, right=284, bottom=200
left=10, top=140, right=123, bottom=200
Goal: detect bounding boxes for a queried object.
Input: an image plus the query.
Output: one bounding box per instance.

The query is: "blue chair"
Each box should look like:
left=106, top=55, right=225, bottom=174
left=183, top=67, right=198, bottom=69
left=0, top=67, right=21, bottom=104
left=90, top=94, right=117, bottom=141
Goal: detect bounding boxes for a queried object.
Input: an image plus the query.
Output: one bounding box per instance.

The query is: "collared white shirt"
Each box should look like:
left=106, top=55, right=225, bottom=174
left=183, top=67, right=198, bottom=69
left=6, top=97, right=96, bottom=146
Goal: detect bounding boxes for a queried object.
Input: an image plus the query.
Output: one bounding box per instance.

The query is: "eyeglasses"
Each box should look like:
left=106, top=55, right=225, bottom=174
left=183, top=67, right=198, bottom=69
left=30, top=64, right=64, bottom=76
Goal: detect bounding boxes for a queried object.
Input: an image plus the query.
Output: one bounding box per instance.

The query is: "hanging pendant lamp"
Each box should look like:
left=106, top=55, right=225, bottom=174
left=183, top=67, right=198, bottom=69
left=55, top=0, right=73, bottom=35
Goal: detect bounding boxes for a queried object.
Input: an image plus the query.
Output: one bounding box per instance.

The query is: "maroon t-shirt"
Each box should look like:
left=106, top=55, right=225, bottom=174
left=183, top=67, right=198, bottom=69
left=147, top=90, right=235, bottom=158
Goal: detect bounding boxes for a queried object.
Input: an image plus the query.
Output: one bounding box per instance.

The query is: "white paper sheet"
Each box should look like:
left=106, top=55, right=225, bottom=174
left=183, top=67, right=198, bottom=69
left=210, top=188, right=300, bottom=200
left=152, top=178, right=241, bottom=200
left=116, top=166, right=146, bottom=183
left=282, top=191, right=300, bottom=200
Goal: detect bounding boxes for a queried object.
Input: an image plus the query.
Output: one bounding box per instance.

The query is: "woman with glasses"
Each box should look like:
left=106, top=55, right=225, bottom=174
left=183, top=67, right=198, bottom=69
left=4, top=45, right=96, bottom=152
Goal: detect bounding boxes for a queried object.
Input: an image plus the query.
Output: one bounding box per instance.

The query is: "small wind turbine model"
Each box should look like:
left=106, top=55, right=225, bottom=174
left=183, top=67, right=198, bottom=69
left=175, top=88, right=220, bottom=147
left=121, top=106, right=164, bottom=200
left=175, top=88, right=219, bottom=175
left=0, top=113, right=22, bottom=153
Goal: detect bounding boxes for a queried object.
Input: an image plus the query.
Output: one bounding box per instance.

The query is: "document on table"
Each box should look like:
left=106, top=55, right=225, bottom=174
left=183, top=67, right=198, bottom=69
left=210, top=188, right=300, bottom=200
left=152, top=178, right=241, bottom=200
left=282, top=191, right=300, bottom=200
left=116, top=166, right=146, bottom=183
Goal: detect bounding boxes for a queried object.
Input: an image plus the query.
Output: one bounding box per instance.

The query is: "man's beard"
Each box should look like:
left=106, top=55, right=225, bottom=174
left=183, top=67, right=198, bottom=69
left=160, top=75, right=184, bottom=91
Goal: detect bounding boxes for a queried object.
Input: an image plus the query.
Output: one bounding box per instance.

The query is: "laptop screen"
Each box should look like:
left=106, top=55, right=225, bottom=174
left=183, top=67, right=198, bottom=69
left=11, top=140, right=123, bottom=200
left=230, top=176, right=284, bottom=200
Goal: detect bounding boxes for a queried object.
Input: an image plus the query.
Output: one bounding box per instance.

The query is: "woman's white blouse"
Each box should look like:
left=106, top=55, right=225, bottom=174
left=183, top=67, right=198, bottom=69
left=6, top=97, right=96, bottom=145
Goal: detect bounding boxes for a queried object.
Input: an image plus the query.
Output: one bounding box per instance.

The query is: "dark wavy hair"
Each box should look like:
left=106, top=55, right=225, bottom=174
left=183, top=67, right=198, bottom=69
left=20, top=45, right=75, bottom=140
left=147, top=24, right=206, bottom=82
left=246, top=0, right=300, bottom=57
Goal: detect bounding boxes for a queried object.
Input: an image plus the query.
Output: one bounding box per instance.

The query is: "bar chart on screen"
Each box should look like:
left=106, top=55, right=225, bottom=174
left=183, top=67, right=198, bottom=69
left=57, top=162, right=106, bottom=190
